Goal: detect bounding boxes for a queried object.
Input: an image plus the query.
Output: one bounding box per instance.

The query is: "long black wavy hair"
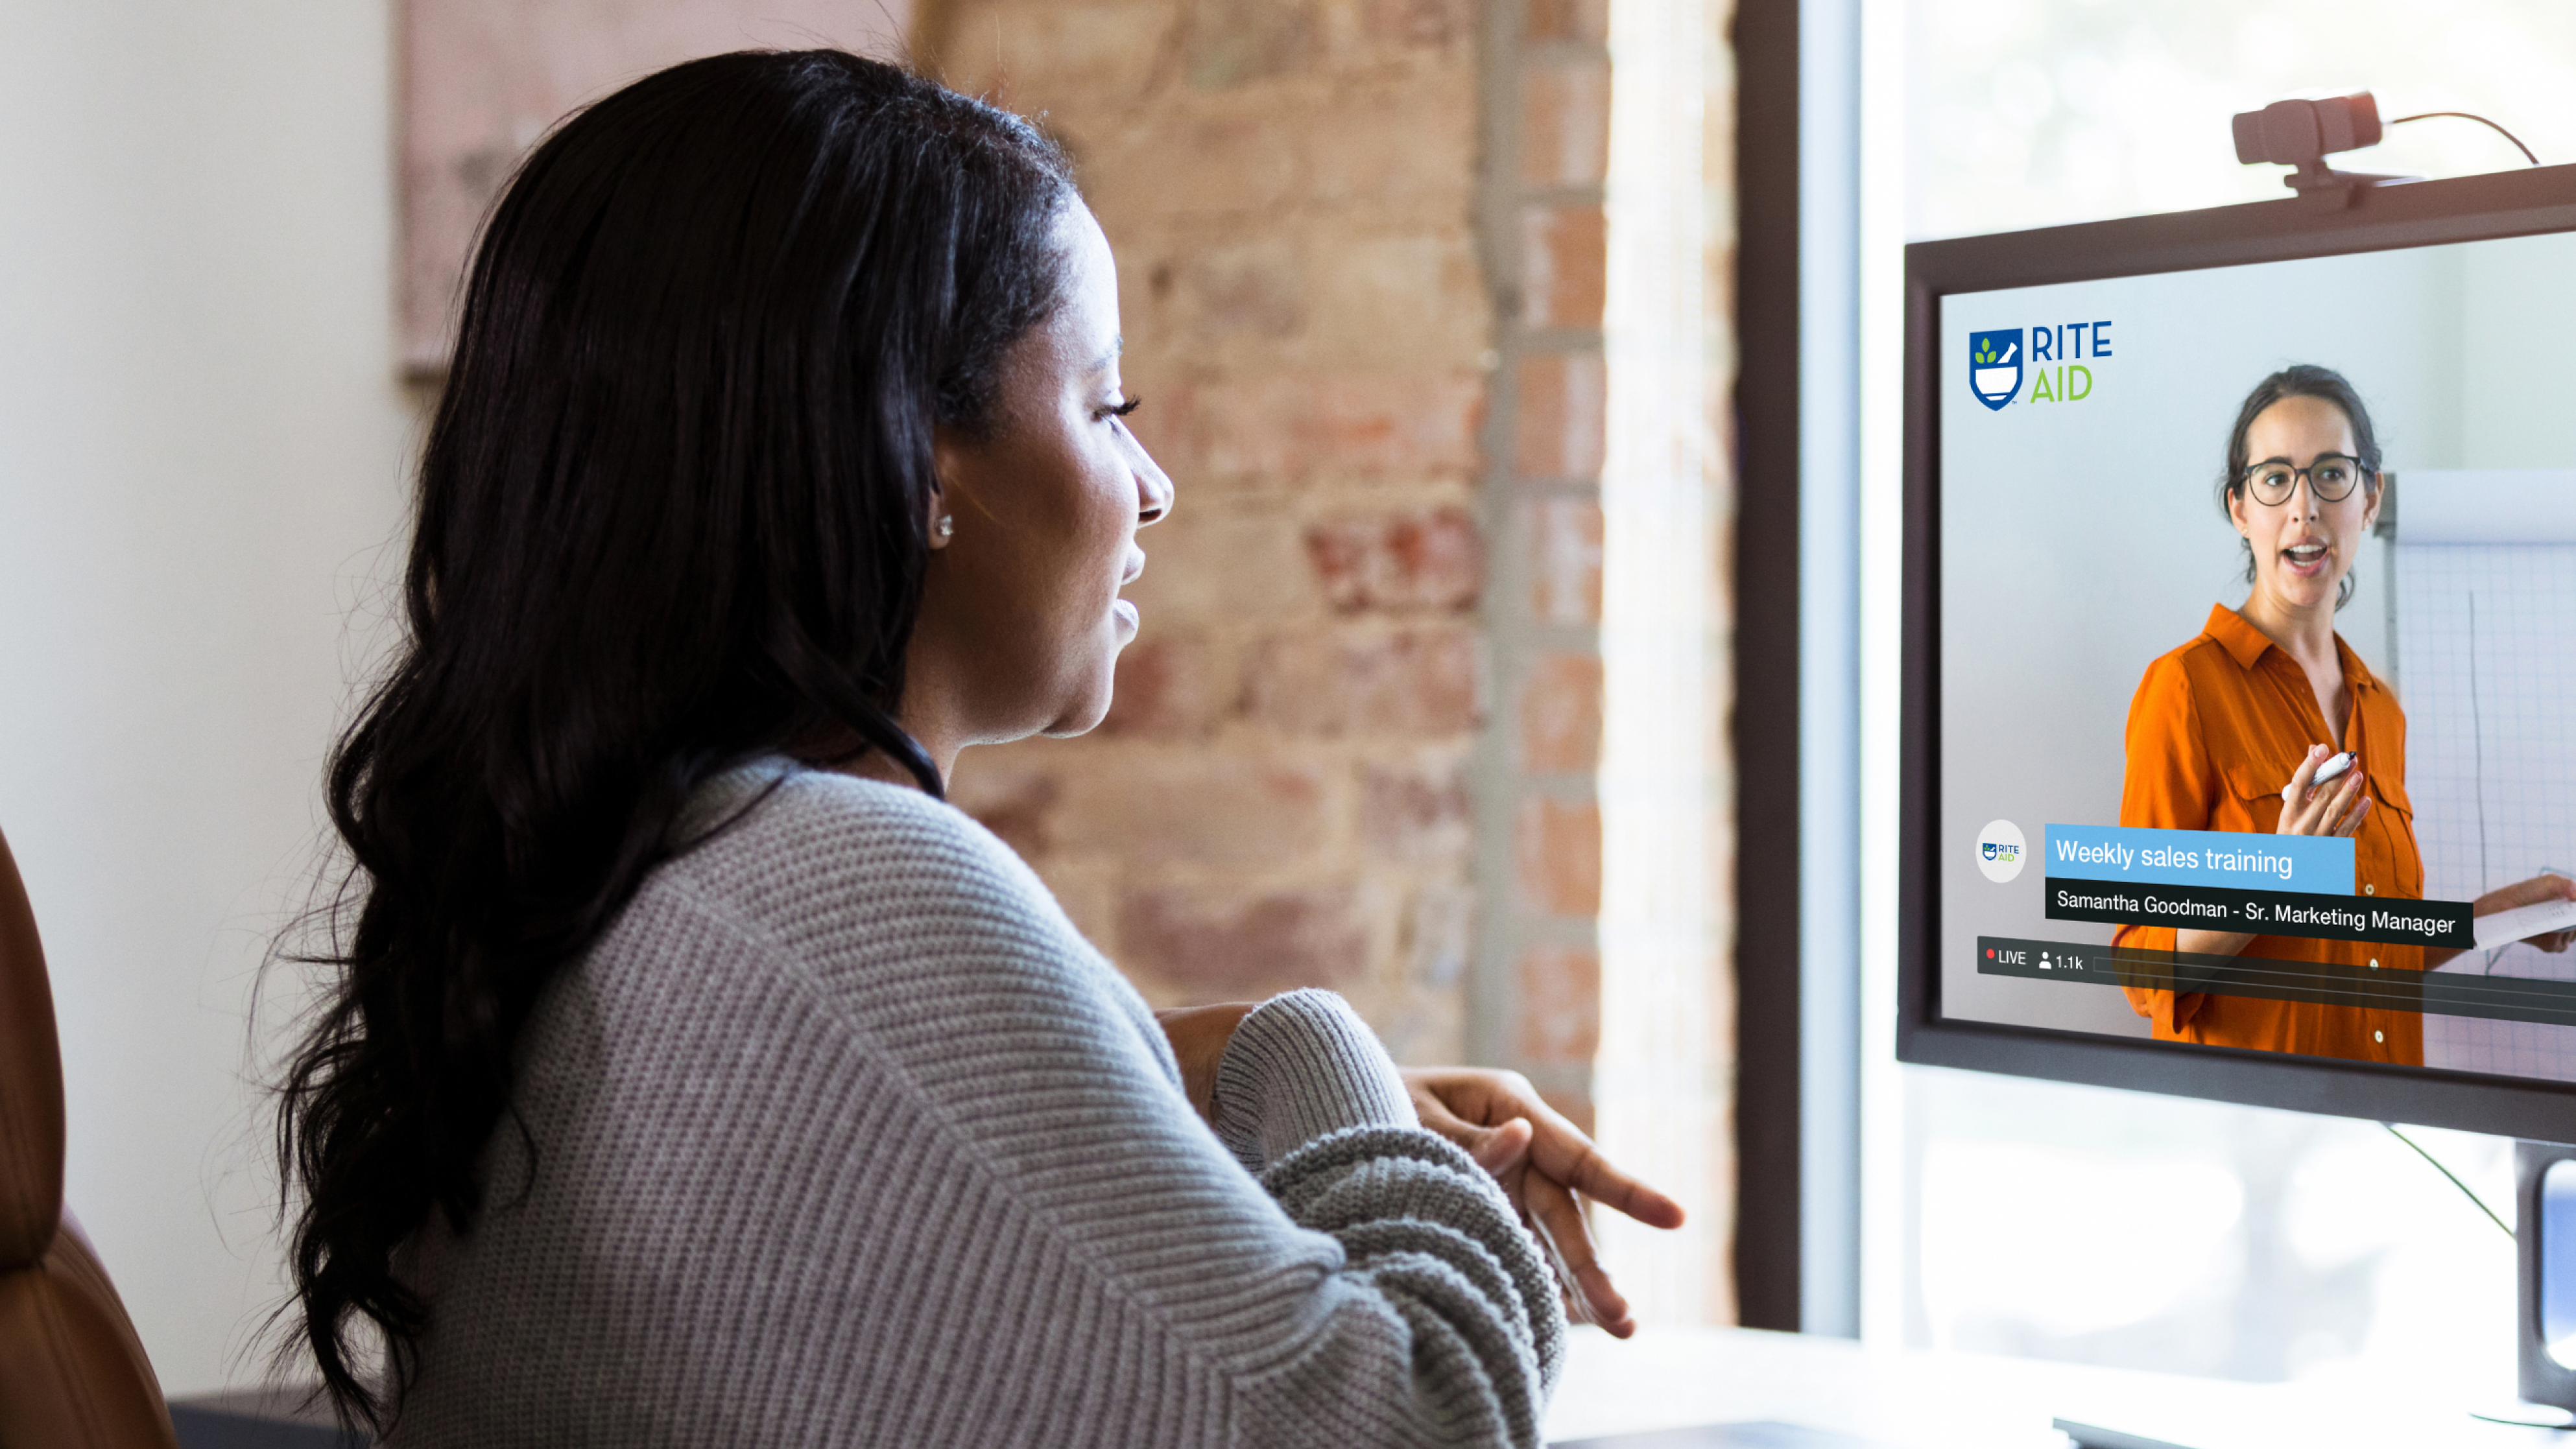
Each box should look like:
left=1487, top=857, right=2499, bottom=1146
left=2217, top=363, right=2384, bottom=611
left=276, top=51, right=1074, bottom=1430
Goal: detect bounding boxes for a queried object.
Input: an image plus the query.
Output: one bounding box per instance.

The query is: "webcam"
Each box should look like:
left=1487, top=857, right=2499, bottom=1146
left=2232, top=92, right=2409, bottom=206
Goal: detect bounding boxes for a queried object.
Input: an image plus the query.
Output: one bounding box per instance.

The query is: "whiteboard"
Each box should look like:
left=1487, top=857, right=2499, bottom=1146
left=2396, top=469, right=2576, bottom=544
left=2392, top=471, right=2576, bottom=1079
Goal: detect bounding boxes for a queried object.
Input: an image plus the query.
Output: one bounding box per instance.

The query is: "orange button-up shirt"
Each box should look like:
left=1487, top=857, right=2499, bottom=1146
left=2112, top=603, right=2426, bottom=1064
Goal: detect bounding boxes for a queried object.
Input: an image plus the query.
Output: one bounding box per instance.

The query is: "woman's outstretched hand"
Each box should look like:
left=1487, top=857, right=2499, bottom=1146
left=1401, top=1067, right=1686, bottom=1339
left=2278, top=743, right=2370, bottom=837
left=2473, top=872, right=2576, bottom=954
left=1154, top=1009, right=1689, bottom=1334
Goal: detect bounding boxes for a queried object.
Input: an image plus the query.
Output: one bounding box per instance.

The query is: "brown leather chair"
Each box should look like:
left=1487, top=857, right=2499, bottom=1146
left=0, top=824, right=180, bottom=1449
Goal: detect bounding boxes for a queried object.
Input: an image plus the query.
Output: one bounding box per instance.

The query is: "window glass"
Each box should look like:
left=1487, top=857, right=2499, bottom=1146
left=1907, top=0, right=2576, bottom=240
left=1895, top=0, right=2564, bottom=1383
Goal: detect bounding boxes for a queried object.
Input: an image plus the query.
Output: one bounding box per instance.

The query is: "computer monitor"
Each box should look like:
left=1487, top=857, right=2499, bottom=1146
left=1899, top=164, right=2576, bottom=1144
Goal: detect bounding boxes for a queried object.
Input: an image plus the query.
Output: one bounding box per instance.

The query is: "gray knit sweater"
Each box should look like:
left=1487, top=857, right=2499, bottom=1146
left=390, top=762, right=1563, bottom=1447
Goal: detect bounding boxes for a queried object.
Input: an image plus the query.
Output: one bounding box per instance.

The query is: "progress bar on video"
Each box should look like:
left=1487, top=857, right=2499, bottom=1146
left=1977, top=935, right=2576, bottom=1028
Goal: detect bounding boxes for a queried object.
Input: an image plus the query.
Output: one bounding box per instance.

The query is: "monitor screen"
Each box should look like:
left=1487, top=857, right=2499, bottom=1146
left=1910, top=174, right=2576, bottom=1123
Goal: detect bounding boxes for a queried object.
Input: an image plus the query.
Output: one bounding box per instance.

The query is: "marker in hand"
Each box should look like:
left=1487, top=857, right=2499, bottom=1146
left=2280, top=747, right=2368, bottom=838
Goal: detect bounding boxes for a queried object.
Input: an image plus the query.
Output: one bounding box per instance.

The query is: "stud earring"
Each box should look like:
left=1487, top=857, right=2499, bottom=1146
left=935, top=515, right=955, bottom=539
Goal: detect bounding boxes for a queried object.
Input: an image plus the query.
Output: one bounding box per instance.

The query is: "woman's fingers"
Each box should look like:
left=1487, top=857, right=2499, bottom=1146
left=1411, top=1081, right=1514, bottom=1164
left=1524, top=1122, right=1686, bottom=1231
left=2499, top=876, right=2576, bottom=952
left=1523, top=1172, right=1636, bottom=1337
left=2278, top=749, right=2368, bottom=838
left=1472, top=1116, right=1534, bottom=1175
left=2282, top=744, right=2326, bottom=808
left=1403, top=1066, right=1687, bottom=1230
left=2277, top=748, right=2326, bottom=833
left=1469, top=1076, right=1686, bottom=1229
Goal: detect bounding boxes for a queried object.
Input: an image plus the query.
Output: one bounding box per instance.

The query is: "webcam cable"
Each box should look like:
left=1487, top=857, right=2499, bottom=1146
left=2381, top=1122, right=2512, bottom=1238
left=2385, top=112, right=2542, bottom=167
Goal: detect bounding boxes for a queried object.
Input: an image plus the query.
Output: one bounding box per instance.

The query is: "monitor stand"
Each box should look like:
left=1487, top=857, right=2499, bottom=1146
left=2511, top=1141, right=2576, bottom=1426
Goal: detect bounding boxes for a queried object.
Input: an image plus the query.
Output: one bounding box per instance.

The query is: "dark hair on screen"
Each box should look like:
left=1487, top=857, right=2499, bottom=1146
left=2216, top=364, right=2384, bottom=612
left=273, top=51, right=1074, bottom=1431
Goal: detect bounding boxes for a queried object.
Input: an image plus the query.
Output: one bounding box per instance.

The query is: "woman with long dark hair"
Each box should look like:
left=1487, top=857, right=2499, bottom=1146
left=278, top=51, right=1676, bottom=1446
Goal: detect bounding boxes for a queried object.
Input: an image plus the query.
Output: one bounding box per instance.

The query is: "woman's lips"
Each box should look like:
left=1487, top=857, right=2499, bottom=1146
left=2282, top=543, right=2330, bottom=576
left=1113, top=598, right=1139, bottom=633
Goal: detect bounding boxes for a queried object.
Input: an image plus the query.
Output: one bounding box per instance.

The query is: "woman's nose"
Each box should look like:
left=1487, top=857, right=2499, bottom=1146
left=1128, top=427, right=1175, bottom=526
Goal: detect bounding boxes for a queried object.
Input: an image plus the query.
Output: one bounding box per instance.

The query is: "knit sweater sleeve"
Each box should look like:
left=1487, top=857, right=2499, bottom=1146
left=392, top=768, right=1562, bottom=1449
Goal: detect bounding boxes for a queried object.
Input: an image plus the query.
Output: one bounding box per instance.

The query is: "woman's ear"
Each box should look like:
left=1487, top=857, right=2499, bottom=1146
left=2226, top=484, right=2250, bottom=537
left=926, top=427, right=958, bottom=550
left=2360, top=472, right=2385, bottom=534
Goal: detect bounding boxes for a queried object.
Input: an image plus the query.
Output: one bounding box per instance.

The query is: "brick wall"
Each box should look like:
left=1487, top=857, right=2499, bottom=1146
left=1477, top=0, right=1612, bottom=1129
left=922, top=2, right=1609, bottom=1103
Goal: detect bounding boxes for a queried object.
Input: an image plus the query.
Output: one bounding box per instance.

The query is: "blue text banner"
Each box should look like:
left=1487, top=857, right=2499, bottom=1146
left=2044, top=824, right=2355, bottom=896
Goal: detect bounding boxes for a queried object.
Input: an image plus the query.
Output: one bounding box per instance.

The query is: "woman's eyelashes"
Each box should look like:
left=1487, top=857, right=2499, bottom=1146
left=1099, top=394, right=1141, bottom=421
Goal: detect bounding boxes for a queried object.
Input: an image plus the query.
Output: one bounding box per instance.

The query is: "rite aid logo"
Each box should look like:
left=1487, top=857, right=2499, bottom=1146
left=1968, top=329, right=2023, bottom=411
left=1976, top=819, right=2027, bottom=883
left=1967, top=323, right=2113, bottom=411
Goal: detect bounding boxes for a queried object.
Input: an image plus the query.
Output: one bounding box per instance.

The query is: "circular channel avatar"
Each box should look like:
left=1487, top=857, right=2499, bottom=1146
left=1975, top=819, right=2027, bottom=883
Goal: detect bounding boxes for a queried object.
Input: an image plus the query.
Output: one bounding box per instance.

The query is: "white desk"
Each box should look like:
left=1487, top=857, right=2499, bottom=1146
left=1544, top=1326, right=2572, bottom=1448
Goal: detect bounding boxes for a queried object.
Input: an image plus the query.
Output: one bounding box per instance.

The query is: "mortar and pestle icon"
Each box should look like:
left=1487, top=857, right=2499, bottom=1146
left=1974, top=337, right=2020, bottom=399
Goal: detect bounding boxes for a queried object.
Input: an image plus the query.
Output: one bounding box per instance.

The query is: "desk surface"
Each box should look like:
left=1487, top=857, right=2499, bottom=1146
left=1544, top=1326, right=2571, bottom=1448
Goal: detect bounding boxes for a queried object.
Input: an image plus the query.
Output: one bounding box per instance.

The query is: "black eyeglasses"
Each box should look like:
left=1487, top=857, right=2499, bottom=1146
left=2240, top=453, right=2370, bottom=506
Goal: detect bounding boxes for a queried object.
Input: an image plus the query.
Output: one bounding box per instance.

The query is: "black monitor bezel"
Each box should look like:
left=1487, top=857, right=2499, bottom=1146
left=1900, top=163, right=2576, bottom=1138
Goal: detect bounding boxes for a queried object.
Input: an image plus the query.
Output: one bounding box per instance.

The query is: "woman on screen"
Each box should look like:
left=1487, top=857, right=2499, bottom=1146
left=2114, top=365, right=2575, bottom=1063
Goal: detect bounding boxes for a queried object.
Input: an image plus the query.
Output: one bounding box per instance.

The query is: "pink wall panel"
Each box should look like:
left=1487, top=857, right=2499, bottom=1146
left=400, top=0, right=915, bottom=372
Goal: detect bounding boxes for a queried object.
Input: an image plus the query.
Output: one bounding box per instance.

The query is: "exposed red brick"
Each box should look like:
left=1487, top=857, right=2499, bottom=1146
left=1521, top=56, right=1610, bottom=188
left=1185, top=0, right=1317, bottom=90
left=948, top=762, right=1063, bottom=860
left=1528, top=498, right=1604, bottom=625
left=1512, top=351, right=1605, bottom=480
left=1301, top=73, right=1478, bottom=209
left=1244, top=626, right=1480, bottom=736
left=1101, top=633, right=1219, bottom=738
left=932, top=4, right=1176, bottom=107
left=1151, top=236, right=1305, bottom=343
left=1306, top=506, right=1482, bottom=613
left=1359, top=0, right=1475, bottom=50
left=1083, top=105, right=1302, bottom=219
left=1520, top=652, right=1603, bottom=773
left=1525, top=0, right=1609, bottom=43
left=1404, top=882, right=1474, bottom=989
left=1117, top=884, right=1368, bottom=996
left=1520, top=202, right=1606, bottom=329
left=1154, top=373, right=1485, bottom=484
left=1055, top=756, right=1329, bottom=864
left=1302, top=229, right=1487, bottom=373
left=1359, top=758, right=1472, bottom=865
left=1127, top=510, right=1316, bottom=622
left=1516, top=795, right=1601, bottom=916
left=1517, top=945, right=1601, bottom=1064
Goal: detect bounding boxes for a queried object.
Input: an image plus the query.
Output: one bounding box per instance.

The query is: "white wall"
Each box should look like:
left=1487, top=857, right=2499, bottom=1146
left=0, top=1, right=412, bottom=1395
left=2461, top=232, right=2576, bottom=470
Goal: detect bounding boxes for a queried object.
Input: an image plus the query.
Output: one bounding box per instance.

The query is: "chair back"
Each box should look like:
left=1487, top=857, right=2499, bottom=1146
left=0, top=824, right=179, bottom=1449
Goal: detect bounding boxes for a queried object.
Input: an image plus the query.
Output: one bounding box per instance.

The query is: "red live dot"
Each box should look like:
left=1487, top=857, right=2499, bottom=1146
left=1986, top=948, right=1995, bottom=958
